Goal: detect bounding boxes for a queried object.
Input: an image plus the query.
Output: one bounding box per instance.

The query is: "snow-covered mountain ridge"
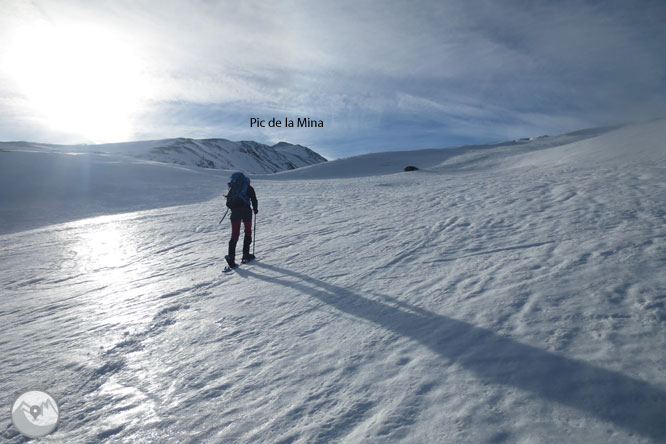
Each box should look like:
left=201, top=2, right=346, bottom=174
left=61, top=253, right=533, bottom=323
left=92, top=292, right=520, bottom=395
left=0, top=137, right=327, bottom=174
left=1, top=120, right=665, bottom=235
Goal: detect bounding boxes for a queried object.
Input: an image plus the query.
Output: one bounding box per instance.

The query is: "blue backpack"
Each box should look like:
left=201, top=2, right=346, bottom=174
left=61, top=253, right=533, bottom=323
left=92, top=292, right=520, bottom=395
left=226, top=172, right=251, bottom=209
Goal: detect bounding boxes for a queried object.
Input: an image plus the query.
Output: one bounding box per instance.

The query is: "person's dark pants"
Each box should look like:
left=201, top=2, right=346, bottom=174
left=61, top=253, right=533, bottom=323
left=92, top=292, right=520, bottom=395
left=228, top=207, right=252, bottom=261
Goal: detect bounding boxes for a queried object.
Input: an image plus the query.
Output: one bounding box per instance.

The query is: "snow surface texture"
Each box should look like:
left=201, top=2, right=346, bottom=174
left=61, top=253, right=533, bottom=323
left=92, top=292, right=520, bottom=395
left=0, top=138, right=326, bottom=234
left=1, top=119, right=665, bottom=443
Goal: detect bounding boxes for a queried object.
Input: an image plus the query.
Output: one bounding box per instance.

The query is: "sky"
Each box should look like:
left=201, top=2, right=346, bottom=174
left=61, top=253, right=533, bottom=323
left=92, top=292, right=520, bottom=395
left=0, top=0, right=665, bottom=159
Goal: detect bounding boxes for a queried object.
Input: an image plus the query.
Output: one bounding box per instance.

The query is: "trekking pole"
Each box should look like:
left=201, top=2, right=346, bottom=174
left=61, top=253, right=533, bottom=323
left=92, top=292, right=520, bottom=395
left=219, top=208, right=229, bottom=224
left=219, top=187, right=231, bottom=224
left=253, top=213, right=257, bottom=256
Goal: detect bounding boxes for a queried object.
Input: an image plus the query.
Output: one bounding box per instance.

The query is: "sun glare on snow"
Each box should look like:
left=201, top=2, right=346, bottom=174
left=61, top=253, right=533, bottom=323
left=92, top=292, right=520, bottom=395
left=4, top=22, right=150, bottom=142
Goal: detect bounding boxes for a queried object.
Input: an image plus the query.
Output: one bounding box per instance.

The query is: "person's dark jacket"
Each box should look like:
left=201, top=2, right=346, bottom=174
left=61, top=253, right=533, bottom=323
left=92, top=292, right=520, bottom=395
left=229, top=185, right=258, bottom=221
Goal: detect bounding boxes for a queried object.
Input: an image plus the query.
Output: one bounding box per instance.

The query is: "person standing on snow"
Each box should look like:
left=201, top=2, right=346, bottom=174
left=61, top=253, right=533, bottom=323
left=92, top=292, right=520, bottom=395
left=224, top=172, right=258, bottom=269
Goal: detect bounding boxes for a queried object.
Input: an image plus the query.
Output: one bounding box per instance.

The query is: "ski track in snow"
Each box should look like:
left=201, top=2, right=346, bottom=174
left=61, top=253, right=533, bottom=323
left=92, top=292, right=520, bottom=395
left=1, top=121, right=666, bottom=443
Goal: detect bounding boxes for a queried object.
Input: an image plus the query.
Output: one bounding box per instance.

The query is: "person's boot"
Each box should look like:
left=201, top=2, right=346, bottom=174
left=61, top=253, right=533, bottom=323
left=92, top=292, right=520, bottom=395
left=242, top=236, right=255, bottom=263
left=225, top=239, right=238, bottom=268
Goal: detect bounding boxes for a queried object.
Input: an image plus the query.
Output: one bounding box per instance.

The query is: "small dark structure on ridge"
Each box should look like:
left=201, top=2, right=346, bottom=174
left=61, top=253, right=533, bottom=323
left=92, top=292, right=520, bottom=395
left=404, top=166, right=419, bottom=171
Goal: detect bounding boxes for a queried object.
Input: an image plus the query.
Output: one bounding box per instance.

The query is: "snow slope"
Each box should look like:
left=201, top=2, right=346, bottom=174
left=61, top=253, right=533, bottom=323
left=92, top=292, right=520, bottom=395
left=259, top=125, right=619, bottom=180
left=1, top=119, right=665, bottom=443
left=0, top=150, right=223, bottom=235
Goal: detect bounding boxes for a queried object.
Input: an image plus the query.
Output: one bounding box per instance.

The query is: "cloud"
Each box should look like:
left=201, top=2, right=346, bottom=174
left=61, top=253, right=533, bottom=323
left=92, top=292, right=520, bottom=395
left=0, top=0, right=664, bottom=154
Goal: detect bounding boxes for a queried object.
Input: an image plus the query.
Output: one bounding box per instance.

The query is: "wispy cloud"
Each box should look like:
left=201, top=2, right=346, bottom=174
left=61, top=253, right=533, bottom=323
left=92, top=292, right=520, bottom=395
left=0, top=0, right=664, bottom=155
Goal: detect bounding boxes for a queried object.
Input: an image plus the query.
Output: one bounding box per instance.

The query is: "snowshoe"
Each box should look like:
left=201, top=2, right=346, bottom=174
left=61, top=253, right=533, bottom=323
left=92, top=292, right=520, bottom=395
left=225, top=255, right=238, bottom=269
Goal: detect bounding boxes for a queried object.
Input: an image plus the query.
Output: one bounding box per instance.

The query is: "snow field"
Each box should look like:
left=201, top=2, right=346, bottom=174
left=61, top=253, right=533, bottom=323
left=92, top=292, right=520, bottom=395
left=1, top=120, right=665, bottom=442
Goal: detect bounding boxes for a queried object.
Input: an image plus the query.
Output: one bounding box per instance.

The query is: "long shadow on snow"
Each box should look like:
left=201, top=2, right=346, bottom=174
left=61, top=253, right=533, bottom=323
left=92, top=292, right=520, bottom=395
left=243, top=262, right=666, bottom=441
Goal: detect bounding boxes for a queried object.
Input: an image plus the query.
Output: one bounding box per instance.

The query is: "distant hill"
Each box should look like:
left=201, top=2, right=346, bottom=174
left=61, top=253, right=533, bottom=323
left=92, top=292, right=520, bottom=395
left=0, top=138, right=327, bottom=174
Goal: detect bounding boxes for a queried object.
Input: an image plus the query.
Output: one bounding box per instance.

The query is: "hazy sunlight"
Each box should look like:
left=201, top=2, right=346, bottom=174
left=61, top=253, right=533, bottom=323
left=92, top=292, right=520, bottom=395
left=4, top=21, right=150, bottom=142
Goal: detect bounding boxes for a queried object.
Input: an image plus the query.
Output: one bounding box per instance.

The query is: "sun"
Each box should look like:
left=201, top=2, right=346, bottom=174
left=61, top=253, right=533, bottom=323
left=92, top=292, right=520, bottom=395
left=4, top=21, right=150, bottom=143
